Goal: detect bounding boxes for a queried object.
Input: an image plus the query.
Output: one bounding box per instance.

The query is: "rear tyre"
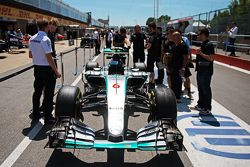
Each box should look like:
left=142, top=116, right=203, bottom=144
left=55, top=86, right=82, bottom=120
left=85, top=61, right=99, bottom=71
left=134, top=62, right=146, bottom=71
left=151, top=85, right=177, bottom=122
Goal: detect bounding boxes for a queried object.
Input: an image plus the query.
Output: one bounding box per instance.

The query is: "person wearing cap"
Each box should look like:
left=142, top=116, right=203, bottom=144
left=29, top=19, right=61, bottom=124
left=193, top=28, right=215, bottom=115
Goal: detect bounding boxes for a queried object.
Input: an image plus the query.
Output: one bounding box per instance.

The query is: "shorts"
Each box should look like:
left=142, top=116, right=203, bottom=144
left=184, top=67, right=192, bottom=78
left=146, top=55, right=155, bottom=72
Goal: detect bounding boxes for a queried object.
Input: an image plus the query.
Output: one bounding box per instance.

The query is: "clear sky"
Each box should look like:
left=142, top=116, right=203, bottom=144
left=62, top=0, right=231, bottom=26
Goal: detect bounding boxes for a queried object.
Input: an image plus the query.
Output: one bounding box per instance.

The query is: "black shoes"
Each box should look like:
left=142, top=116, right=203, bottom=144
left=32, top=111, right=43, bottom=120
left=148, top=82, right=155, bottom=90
left=44, top=116, right=56, bottom=125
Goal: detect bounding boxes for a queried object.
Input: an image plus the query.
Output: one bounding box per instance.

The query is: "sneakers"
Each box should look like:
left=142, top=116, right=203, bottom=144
left=199, top=109, right=212, bottom=116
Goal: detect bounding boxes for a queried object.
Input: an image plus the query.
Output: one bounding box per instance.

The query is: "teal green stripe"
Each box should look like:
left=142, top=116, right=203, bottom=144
left=93, top=141, right=138, bottom=149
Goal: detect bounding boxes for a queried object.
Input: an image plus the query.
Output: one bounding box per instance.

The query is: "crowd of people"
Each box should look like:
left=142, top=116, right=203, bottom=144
left=102, top=22, right=215, bottom=115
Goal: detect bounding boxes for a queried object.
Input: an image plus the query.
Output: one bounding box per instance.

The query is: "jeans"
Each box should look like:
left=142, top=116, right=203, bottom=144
left=229, top=37, right=236, bottom=55
left=197, top=71, right=213, bottom=110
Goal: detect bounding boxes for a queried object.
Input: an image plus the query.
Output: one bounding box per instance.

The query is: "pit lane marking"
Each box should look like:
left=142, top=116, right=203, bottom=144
left=0, top=53, right=100, bottom=167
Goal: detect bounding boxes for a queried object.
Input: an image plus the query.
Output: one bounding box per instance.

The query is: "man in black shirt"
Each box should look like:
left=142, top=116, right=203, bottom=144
left=171, top=32, right=189, bottom=102
left=155, top=26, right=164, bottom=84
left=146, top=22, right=158, bottom=88
left=48, top=18, right=59, bottom=66
left=113, top=27, right=130, bottom=48
left=113, top=28, right=130, bottom=64
left=162, top=27, right=175, bottom=88
left=130, top=25, right=146, bottom=63
left=194, top=28, right=214, bottom=115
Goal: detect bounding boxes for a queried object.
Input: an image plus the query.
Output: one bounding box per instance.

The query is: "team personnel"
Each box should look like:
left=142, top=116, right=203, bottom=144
left=162, top=27, right=175, bottom=88
left=171, top=32, right=189, bottom=103
left=194, top=28, right=215, bottom=115
left=130, top=25, right=146, bottom=64
left=39, top=18, right=59, bottom=112
left=155, top=26, right=164, bottom=84
left=105, top=29, right=113, bottom=48
left=29, top=19, right=61, bottom=124
left=146, top=22, right=158, bottom=89
left=113, top=27, right=130, bottom=48
left=227, top=22, right=238, bottom=56
left=178, top=30, right=193, bottom=99
left=48, top=18, right=59, bottom=66
left=113, top=27, right=131, bottom=64
left=93, top=29, right=100, bottom=55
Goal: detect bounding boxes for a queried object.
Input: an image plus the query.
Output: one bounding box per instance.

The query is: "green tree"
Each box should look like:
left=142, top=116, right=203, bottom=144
left=146, top=17, right=155, bottom=25
left=158, top=15, right=171, bottom=23
left=146, top=15, right=171, bottom=25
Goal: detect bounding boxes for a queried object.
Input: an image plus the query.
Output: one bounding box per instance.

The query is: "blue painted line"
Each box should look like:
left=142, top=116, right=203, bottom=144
left=205, top=138, right=250, bottom=146
left=186, top=128, right=250, bottom=136
left=177, top=114, right=234, bottom=122
left=191, top=141, right=250, bottom=159
left=191, top=121, right=240, bottom=127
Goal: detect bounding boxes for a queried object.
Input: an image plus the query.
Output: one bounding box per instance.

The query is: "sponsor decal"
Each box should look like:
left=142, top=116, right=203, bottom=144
left=112, top=83, right=120, bottom=89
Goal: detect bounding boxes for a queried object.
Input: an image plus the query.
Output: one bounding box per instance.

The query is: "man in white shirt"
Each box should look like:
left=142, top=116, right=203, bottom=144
left=105, top=29, right=113, bottom=48
left=29, top=19, right=61, bottom=124
left=227, top=22, right=238, bottom=56
left=92, top=29, right=100, bottom=55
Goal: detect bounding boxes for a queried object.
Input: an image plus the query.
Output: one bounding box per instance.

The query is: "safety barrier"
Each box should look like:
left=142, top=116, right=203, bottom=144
left=188, top=33, right=250, bottom=56
left=58, top=41, right=95, bottom=86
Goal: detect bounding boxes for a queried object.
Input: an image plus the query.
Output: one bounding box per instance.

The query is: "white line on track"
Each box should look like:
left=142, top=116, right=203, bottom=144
left=0, top=52, right=100, bottom=167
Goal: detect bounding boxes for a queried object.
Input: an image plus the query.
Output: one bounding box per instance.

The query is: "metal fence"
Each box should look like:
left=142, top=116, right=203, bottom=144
left=191, top=5, right=250, bottom=35
left=58, top=41, right=95, bottom=87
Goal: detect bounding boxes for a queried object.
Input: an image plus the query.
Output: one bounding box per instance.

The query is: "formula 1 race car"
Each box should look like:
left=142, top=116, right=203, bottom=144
left=48, top=48, right=183, bottom=154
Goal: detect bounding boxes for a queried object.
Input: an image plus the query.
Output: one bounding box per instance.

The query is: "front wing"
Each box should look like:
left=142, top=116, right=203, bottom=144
left=48, top=118, right=183, bottom=151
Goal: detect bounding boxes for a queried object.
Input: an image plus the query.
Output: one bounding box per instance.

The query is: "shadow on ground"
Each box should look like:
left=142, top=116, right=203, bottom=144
left=46, top=149, right=185, bottom=167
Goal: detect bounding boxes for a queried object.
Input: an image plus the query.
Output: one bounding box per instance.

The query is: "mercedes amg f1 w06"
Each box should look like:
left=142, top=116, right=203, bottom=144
left=48, top=48, right=183, bottom=153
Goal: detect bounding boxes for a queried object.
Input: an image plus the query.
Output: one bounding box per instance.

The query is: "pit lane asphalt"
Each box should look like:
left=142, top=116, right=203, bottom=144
left=1, top=48, right=249, bottom=166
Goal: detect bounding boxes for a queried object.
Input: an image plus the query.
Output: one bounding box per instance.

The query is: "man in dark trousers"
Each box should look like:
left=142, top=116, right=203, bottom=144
left=130, top=25, right=146, bottom=64
left=162, top=27, right=175, bottom=88
left=155, top=26, right=164, bottom=84
left=171, top=32, right=189, bottom=103
left=105, top=29, right=113, bottom=48
left=194, top=28, right=215, bottom=115
left=93, top=29, right=100, bottom=55
left=39, top=18, right=59, bottom=113
left=146, top=22, right=158, bottom=89
left=29, top=19, right=61, bottom=124
left=48, top=18, right=59, bottom=66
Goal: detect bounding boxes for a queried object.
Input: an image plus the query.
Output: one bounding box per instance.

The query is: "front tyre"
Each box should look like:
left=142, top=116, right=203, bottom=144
left=151, top=85, right=177, bottom=122
left=55, top=86, right=82, bottom=120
